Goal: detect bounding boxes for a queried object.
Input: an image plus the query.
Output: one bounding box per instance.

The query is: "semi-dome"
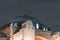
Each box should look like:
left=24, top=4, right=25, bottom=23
left=0, top=15, right=51, bottom=34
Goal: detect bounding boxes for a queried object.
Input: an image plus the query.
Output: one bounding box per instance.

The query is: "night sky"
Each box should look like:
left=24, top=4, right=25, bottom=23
left=0, top=0, right=60, bottom=31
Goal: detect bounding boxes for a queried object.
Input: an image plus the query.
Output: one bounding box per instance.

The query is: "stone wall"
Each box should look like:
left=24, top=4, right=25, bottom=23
left=36, top=29, right=60, bottom=40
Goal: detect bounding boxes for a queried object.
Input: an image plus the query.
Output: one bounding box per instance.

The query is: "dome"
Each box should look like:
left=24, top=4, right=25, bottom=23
left=8, top=15, right=41, bottom=24
left=0, top=15, right=51, bottom=34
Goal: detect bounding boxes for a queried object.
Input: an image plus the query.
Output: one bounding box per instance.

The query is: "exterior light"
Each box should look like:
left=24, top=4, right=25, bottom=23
left=36, top=23, right=39, bottom=29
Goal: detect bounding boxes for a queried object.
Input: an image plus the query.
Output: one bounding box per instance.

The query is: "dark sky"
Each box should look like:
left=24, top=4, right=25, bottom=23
left=0, top=0, right=60, bottom=31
